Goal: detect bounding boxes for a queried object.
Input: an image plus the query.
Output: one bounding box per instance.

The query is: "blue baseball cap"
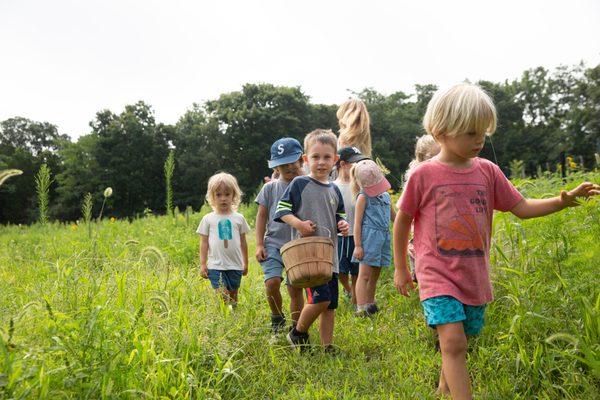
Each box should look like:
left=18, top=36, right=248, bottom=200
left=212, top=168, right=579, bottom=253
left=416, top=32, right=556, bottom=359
left=268, top=138, right=303, bottom=168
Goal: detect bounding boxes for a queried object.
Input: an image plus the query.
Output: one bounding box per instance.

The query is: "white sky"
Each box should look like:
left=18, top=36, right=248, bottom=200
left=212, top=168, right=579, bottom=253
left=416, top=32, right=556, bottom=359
left=1, top=0, right=599, bottom=139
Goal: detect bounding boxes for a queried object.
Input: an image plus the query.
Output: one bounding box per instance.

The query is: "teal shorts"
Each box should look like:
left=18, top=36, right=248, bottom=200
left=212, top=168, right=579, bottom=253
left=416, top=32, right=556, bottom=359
left=421, top=296, right=487, bottom=336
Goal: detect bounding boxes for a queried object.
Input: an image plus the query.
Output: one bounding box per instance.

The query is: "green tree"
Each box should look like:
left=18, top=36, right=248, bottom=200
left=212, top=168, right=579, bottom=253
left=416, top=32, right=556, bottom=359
left=0, top=117, right=65, bottom=223
left=53, top=134, right=101, bottom=221
left=564, top=63, right=600, bottom=167
left=205, top=84, right=313, bottom=198
left=90, top=102, right=170, bottom=217
left=172, top=104, right=225, bottom=210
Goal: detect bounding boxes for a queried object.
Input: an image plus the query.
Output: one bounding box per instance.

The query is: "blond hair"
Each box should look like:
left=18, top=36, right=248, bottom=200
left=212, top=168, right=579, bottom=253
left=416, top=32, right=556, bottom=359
left=404, top=134, right=441, bottom=186
left=205, top=172, right=242, bottom=211
left=349, top=163, right=361, bottom=200
left=337, top=99, right=372, bottom=156
left=423, top=83, right=497, bottom=139
left=304, top=129, right=337, bottom=153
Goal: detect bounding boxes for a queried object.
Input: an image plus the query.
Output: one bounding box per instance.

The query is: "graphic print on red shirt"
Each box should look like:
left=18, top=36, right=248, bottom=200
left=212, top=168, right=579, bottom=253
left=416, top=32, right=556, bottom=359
left=434, top=184, right=487, bottom=257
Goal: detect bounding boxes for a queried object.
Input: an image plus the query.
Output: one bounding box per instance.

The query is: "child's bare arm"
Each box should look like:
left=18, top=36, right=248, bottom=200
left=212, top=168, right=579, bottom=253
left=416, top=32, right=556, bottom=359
left=511, top=182, right=600, bottom=219
left=240, top=233, right=249, bottom=276
left=280, top=214, right=316, bottom=237
left=389, top=202, right=397, bottom=222
left=352, top=194, right=367, bottom=260
left=393, top=211, right=415, bottom=297
left=255, top=205, right=268, bottom=261
left=199, top=234, right=209, bottom=278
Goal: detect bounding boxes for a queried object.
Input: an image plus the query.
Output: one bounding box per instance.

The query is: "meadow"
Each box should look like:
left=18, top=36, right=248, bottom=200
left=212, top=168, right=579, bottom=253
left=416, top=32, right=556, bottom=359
left=1, top=172, right=599, bottom=399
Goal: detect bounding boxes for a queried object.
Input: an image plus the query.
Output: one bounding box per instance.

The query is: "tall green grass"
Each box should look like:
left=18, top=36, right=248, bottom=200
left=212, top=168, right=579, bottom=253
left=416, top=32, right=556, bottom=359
left=0, top=173, right=598, bottom=399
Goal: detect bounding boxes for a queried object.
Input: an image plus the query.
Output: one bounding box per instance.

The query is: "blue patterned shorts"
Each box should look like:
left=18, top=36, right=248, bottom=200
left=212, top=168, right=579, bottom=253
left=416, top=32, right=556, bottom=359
left=421, top=296, right=487, bottom=336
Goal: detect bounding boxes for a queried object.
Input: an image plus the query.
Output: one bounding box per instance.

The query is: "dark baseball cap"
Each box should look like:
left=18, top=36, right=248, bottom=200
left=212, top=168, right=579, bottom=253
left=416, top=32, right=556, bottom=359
left=268, top=137, right=303, bottom=168
left=337, top=146, right=370, bottom=165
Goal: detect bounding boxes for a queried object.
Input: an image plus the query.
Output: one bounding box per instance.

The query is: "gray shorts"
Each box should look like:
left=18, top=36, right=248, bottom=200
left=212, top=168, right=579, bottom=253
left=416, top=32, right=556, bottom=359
left=260, top=246, right=291, bottom=284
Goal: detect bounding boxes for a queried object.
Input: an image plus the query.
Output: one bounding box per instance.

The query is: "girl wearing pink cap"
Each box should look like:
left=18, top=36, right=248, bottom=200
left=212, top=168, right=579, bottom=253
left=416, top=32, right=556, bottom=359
left=350, top=159, right=396, bottom=316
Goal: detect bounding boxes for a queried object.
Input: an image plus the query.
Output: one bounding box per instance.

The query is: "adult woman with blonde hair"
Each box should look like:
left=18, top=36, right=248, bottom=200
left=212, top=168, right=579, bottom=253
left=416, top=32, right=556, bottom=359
left=337, top=99, right=372, bottom=157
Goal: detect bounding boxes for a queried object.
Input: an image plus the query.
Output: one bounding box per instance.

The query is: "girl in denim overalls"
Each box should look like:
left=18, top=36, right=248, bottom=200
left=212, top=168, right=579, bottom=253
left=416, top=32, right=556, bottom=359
left=350, top=159, right=396, bottom=316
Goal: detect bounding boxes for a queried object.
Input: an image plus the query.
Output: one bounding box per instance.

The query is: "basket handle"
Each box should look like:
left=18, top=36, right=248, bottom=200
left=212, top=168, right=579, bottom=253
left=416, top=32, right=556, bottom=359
left=315, top=225, right=332, bottom=238
left=292, top=223, right=332, bottom=239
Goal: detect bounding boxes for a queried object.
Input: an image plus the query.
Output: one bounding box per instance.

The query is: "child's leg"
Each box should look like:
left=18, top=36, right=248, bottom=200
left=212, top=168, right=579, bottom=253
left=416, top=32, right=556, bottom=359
left=208, top=270, right=231, bottom=304
left=436, top=323, right=471, bottom=400
left=296, top=302, right=329, bottom=333
left=223, top=270, right=242, bottom=305
left=438, top=369, right=449, bottom=396
left=338, top=237, right=353, bottom=296
left=264, top=277, right=283, bottom=315
left=227, top=289, right=239, bottom=304
left=350, top=273, right=358, bottom=304
left=296, top=276, right=336, bottom=334
left=286, top=285, right=304, bottom=326
left=365, top=267, right=382, bottom=304
left=339, top=273, right=352, bottom=294
left=355, top=263, right=373, bottom=307
left=318, top=274, right=338, bottom=345
left=319, top=309, right=335, bottom=346
left=215, top=288, right=229, bottom=303
left=261, top=247, right=286, bottom=317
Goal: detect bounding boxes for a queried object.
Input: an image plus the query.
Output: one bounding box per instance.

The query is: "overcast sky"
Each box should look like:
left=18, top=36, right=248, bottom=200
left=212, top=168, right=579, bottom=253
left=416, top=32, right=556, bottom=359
left=1, top=0, right=599, bottom=138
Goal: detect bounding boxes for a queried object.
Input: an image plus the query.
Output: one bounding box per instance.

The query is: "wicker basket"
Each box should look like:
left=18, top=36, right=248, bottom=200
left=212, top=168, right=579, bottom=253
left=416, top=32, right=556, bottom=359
left=280, top=236, right=334, bottom=288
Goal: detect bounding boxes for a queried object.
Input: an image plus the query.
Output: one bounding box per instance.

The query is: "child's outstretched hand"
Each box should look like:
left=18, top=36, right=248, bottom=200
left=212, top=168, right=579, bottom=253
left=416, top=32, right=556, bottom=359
left=559, top=182, right=600, bottom=208
left=394, top=268, right=415, bottom=297
left=297, top=220, right=317, bottom=237
left=337, top=220, right=350, bottom=236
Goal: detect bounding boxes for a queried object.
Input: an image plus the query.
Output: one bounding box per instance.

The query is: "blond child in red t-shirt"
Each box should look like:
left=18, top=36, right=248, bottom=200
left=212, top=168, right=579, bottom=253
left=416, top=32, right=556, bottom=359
left=394, top=83, right=599, bottom=400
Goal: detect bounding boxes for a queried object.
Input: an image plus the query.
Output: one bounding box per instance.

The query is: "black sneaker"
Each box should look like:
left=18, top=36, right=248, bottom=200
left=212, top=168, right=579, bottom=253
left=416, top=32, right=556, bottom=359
left=287, top=328, right=309, bottom=350
left=365, top=303, right=379, bottom=315
left=271, top=315, right=286, bottom=334
left=324, top=345, right=341, bottom=356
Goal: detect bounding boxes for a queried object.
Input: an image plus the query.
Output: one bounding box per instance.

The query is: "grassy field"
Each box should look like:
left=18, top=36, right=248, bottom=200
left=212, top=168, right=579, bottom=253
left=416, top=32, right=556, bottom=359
left=1, top=172, right=599, bottom=399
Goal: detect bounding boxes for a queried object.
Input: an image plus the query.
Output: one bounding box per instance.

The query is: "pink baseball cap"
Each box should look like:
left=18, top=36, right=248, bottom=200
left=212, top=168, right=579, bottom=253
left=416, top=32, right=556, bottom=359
left=354, top=159, right=391, bottom=197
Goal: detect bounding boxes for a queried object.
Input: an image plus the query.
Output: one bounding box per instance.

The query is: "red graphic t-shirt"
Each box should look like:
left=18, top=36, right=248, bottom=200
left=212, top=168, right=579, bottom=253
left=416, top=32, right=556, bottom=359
left=399, top=158, right=523, bottom=305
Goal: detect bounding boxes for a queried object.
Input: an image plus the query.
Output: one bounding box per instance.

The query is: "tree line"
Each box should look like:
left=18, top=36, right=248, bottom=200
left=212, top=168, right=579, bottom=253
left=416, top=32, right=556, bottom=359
left=1, top=63, right=599, bottom=224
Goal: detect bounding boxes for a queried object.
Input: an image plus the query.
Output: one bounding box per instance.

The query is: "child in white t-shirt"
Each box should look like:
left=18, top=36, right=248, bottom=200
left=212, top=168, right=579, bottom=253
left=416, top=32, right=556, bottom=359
left=334, top=146, right=370, bottom=305
left=197, top=172, right=250, bottom=305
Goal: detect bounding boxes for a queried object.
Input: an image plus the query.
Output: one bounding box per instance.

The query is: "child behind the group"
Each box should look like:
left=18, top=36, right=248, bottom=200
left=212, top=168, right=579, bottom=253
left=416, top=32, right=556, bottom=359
left=334, top=147, right=370, bottom=305
left=198, top=172, right=250, bottom=306
left=255, top=138, right=305, bottom=333
left=274, top=129, right=350, bottom=351
left=337, top=99, right=372, bottom=157
left=393, top=83, right=599, bottom=400
left=401, top=134, right=441, bottom=281
left=403, top=134, right=441, bottom=185
left=350, top=159, right=395, bottom=316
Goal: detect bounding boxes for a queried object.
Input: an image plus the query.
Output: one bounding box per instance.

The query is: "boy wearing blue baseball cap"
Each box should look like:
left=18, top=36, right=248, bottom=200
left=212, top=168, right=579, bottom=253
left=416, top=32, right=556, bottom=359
left=255, top=138, right=305, bottom=333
